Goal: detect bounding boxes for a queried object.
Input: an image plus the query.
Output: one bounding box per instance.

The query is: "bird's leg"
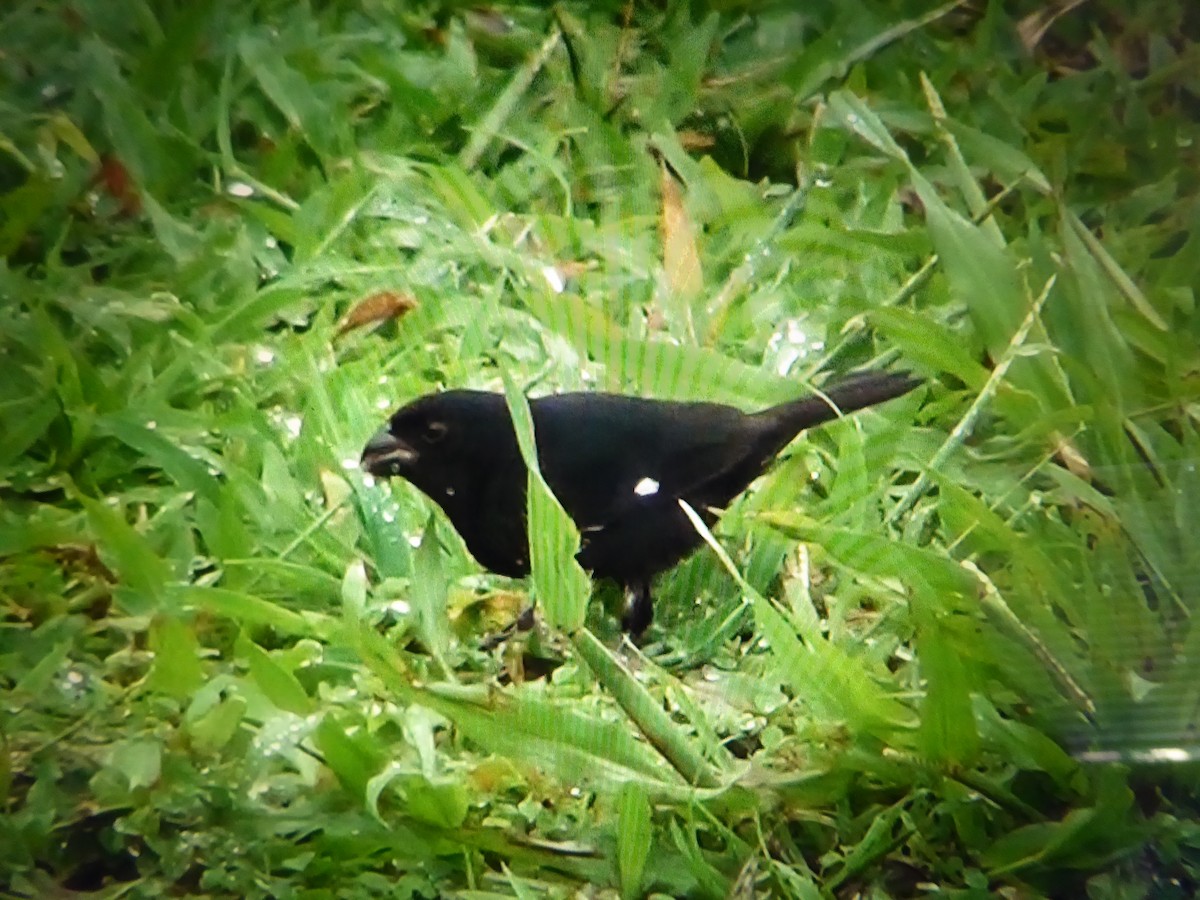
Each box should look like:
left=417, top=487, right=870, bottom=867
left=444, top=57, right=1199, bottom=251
left=480, top=604, right=537, bottom=652
left=620, top=578, right=654, bottom=637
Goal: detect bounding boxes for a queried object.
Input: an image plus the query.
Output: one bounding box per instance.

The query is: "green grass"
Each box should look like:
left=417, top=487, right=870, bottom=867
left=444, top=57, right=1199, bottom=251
left=2, top=0, right=1200, bottom=896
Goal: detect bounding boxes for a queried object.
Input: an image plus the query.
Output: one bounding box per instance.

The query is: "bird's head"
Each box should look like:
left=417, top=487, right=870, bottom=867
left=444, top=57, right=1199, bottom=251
left=360, top=390, right=511, bottom=491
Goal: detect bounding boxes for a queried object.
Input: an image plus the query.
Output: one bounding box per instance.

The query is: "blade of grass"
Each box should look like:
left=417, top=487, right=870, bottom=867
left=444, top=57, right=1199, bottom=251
left=887, top=274, right=1056, bottom=526
left=571, top=629, right=723, bottom=789
left=500, top=369, right=590, bottom=632
left=678, top=500, right=916, bottom=738
left=459, top=27, right=562, bottom=170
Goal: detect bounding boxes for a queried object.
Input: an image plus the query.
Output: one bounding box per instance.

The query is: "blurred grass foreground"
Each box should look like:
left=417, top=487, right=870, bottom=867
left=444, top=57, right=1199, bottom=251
left=2, top=1, right=1200, bottom=897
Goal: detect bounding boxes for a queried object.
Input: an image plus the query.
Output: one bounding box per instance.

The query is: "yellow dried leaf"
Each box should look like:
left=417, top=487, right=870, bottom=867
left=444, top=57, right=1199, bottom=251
left=660, top=163, right=702, bottom=301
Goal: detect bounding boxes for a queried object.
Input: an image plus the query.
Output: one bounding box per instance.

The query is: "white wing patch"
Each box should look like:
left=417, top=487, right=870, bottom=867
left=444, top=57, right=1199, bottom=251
left=633, top=477, right=660, bottom=497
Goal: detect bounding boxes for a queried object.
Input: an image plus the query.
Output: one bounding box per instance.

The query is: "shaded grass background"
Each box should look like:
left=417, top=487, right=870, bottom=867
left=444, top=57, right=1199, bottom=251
left=2, top=0, right=1200, bottom=896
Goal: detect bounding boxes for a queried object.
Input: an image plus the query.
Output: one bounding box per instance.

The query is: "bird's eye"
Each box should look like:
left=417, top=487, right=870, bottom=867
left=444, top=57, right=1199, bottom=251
left=424, top=420, right=448, bottom=443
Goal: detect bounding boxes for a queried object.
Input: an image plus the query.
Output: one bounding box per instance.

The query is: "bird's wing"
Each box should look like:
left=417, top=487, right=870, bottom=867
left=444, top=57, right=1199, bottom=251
left=532, top=393, right=773, bottom=529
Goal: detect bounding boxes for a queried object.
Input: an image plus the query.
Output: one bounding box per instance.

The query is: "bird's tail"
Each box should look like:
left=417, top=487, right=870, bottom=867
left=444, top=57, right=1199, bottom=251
left=761, top=370, right=922, bottom=436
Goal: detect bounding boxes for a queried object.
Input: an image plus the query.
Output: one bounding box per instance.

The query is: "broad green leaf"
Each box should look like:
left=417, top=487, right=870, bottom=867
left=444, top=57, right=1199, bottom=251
left=828, top=90, right=907, bottom=160
left=292, top=170, right=377, bottom=261
left=171, top=585, right=332, bottom=637
left=0, top=176, right=56, bottom=257
left=340, top=558, right=368, bottom=619
left=916, top=170, right=1021, bottom=348
left=869, top=307, right=989, bottom=389
left=194, top=495, right=253, bottom=563
left=520, top=289, right=797, bottom=407
left=402, top=775, right=469, bottom=829
left=108, top=740, right=162, bottom=791
left=762, top=514, right=977, bottom=602
left=679, top=500, right=916, bottom=736
left=501, top=370, right=590, bottom=632
left=82, top=496, right=171, bottom=611
left=616, top=782, right=652, bottom=899
left=354, top=483, right=414, bottom=581
left=13, top=640, right=72, bottom=698
left=754, top=593, right=914, bottom=738
left=0, top=396, right=57, bottom=471
left=571, top=629, right=722, bottom=788
left=983, top=770, right=1137, bottom=876
left=822, top=418, right=871, bottom=531
left=237, top=30, right=341, bottom=158
left=356, top=627, right=689, bottom=795
left=974, top=698, right=1079, bottom=787
left=830, top=802, right=905, bottom=889
left=146, top=615, right=205, bottom=698
left=314, top=716, right=386, bottom=800
left=97, top=413, right=221, bottom=503
left=945, top=120, right=1052, bottom=194
left=186, top=696, right=248, bottom=755
left=915, top=603, right=980, bottom=767
left=1066, top=209, right=1168, bottom=332
left=411, top=517, right=453, bottom=657
left=239, top=635, right=317, bottom=716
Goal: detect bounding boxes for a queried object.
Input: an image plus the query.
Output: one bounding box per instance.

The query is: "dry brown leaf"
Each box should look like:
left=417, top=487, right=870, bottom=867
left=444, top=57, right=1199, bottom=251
left=660, top=162, right=702, bottom=301
left=335, top=290, right=418, bottom=338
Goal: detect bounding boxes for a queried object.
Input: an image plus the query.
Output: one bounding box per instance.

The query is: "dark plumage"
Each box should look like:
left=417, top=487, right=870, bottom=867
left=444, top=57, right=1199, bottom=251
left=361, top=370, right=920, bottom=635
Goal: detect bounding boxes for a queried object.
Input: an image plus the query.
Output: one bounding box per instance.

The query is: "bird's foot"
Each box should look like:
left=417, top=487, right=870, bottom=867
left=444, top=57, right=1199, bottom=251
left=619, top=580, right=653, bottom=641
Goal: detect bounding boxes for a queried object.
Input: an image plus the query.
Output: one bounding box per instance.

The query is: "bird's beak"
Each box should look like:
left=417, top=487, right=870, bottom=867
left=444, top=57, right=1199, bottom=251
left=360, top=428, right=417, bottom=476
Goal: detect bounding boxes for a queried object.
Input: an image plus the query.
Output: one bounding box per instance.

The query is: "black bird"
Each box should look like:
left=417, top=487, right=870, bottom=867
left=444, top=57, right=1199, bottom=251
left=361, top=370, right=920, bottom=636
